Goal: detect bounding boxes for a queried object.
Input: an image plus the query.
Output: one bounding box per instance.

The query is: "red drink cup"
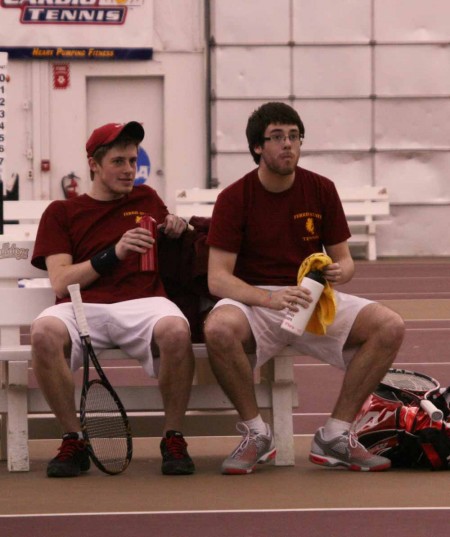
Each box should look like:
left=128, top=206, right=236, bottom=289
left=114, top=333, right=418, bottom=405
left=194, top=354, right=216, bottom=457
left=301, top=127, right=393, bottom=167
left=139, top=215, right=158, bottom=272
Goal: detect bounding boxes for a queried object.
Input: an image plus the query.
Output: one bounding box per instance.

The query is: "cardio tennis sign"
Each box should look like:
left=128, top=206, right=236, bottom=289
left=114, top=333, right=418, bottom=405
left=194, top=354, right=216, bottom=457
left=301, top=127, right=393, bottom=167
left=1, top=0, right=127, bottom=24
left=0, top=0, right=152, bottom=60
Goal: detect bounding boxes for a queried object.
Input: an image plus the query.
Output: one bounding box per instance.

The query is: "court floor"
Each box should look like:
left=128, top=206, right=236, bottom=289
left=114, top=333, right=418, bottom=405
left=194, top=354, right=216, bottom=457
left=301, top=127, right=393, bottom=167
left=1, top=436, right=449, bottom=537
left=1, top=258, right=449, bottom=536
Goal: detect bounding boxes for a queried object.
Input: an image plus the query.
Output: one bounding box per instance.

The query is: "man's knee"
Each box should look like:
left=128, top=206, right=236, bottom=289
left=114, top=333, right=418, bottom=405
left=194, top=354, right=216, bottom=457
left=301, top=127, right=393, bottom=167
left=349, top=303, right=405, bottom=350
left=204, top=312, right=229, bottom=342
left=203, top=306, right=249, bottom=347
left=155, top=317, right=191, bottom=353
left=31, top=318, right=69, bottom=366
left=373, top=306, right=405, bottom=350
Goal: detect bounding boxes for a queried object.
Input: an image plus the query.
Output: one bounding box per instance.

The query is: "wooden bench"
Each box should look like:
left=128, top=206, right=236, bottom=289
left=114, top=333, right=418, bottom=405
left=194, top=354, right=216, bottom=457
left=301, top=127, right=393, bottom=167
left=175, top=185, right=390, bottom=261
left=0, top=239, right=298, bottom=471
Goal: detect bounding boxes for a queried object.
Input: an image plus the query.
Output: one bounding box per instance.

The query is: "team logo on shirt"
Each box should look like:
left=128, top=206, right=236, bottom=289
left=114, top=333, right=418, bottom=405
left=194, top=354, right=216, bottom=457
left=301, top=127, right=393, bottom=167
left=305, top=217, right=315, bottom=235
left=122, top=211, right=148, bottom=225
left=293, top=212, right=321, bottom=242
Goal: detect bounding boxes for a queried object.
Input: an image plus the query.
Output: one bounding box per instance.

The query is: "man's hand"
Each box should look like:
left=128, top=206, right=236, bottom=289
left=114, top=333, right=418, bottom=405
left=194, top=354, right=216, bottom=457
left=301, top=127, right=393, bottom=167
left=115, top=227, right=154, bottom=260
left=265, top=286, right=314, bottom=311
left=323, top=262, right=343, bottom=284
left=159, top=214, right=188, bottom=238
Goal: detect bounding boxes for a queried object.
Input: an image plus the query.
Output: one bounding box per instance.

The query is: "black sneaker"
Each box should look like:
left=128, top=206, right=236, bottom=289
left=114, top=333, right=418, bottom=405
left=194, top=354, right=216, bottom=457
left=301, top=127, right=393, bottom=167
left=47, top=433, right=91, bottom=478
left=160, top=430, right=195, bottom=475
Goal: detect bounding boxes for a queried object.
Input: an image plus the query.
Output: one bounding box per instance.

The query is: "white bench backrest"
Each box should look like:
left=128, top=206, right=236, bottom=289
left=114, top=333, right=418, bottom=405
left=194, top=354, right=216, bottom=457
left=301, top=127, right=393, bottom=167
left=174, top=186, right=389, bottom=261
left=0, top=224, right=40, bottom=241
left=0, top=241, right=47, bottom=280
left=3, top=200, right=53, bottom=221
left=336, top=186, right=388, bottom=201
left=176, top=189, right=223, bottom=204
left=175, top=189, right=220, bottom=218
left=1, top=200, right=52, bottom=241
left=339, top=186, right=389, bottom=218
left=0, top=240, right=53, bottom=327
left=342, top=200, right=390, bottom=218
left=0, top=288, right=54, bottom=326
left=175, top=187, right=390, bottom=219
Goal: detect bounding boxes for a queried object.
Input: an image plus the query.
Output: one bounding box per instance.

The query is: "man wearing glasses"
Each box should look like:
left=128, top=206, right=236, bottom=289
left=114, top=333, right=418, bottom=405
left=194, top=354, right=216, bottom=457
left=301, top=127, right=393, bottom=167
left=204, top=102, right=404, bottom=475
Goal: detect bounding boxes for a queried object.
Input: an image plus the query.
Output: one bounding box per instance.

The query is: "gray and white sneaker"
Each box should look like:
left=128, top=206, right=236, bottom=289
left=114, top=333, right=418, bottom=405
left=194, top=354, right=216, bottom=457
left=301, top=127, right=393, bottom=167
left=222, top=422, right=276, bottom=475
left=309, top=427, right=391, bottom=472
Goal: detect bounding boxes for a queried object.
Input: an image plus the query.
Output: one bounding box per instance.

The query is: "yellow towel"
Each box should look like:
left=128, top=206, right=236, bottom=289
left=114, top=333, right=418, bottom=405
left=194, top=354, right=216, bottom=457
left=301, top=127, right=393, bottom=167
left=296, top=253, right=337, bottom=335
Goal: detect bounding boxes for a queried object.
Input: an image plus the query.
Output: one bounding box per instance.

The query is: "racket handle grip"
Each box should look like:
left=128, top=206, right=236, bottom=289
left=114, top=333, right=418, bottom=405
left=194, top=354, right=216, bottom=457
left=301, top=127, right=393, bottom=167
left=68, top=283, right=90, bottom=337
left=420, top=399, right=444, bottom=422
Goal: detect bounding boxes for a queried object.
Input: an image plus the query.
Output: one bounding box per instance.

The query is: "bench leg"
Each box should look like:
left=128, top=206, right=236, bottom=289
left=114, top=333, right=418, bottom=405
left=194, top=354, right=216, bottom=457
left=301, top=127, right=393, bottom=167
left=367, top=236, right=376, bottom=261
left=0, top=413, right=7, bottom=461
left=271, top=355, right=296, bottom=466
left=7, top=362, right=30, bottom=472
left=1, top=363, right=7, bottom=460
left=272, top=383, right=295, bottom=465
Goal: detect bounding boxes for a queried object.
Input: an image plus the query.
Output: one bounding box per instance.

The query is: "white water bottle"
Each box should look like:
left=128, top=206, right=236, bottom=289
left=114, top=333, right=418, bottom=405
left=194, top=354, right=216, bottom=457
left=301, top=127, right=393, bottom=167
left=280, top=270, right=326, bottom=336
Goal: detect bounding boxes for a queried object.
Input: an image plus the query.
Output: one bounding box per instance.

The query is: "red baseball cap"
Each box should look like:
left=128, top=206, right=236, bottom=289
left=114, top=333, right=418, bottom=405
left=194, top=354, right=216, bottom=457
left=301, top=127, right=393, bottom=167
left=86, top=121, right=145, bottom=158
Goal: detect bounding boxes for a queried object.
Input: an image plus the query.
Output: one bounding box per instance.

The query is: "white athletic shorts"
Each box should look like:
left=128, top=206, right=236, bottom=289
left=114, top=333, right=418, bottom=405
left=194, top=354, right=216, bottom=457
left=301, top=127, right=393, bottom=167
left=212, top=287, right=374, bottom=370
left=35, top=297, right=189, bottom=378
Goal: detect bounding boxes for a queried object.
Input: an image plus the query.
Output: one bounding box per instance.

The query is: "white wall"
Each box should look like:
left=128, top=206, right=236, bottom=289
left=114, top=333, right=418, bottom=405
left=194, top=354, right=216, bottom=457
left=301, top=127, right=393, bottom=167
left=210, top=0, right=450, bottom=257
left=5, top=0, right=207, bottom=214
left=4, top=0, right=450, bottom=256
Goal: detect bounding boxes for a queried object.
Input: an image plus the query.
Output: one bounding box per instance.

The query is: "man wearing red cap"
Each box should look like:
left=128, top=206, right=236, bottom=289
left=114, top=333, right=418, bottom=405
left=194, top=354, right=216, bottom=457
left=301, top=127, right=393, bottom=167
left=31, top=121, right=196, bottom=477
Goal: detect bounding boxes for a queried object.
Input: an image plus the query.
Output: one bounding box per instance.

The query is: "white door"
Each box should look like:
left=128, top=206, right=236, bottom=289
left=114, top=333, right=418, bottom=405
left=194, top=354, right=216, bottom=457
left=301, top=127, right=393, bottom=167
left=86, top=76, right=164, bottom=199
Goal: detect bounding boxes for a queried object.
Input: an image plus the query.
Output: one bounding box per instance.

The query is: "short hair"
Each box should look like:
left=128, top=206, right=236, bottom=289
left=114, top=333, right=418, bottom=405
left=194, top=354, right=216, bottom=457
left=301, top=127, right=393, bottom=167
left=89, top=133, right=140, bottom=180
left=246, top=102, right=305, bottom=164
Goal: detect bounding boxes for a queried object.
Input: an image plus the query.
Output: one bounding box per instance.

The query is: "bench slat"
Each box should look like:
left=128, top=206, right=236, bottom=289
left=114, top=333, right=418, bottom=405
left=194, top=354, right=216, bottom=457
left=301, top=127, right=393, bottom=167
left=0, top=288, right=54, bottom=325
left=176, top=189, right=222, bottom=203
left=337, top=186, right=388, bottom=201
left=342, top=200, right=390, bottom=217
left=3, top=200, right=52, bottom=221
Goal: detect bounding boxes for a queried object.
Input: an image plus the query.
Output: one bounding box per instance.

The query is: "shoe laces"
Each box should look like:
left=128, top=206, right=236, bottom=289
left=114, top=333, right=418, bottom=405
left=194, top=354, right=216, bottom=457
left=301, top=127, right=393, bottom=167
left=234, top=423, right=252, bottom=449
left=230, top=422, right=261, bottom=458
left=348, top=431, right=359, bottom=449
left=55, top=438, right=85, bottom=461
left=347, top=430, right=372, bottom=458
left=164, top=435, right=188, bottom=459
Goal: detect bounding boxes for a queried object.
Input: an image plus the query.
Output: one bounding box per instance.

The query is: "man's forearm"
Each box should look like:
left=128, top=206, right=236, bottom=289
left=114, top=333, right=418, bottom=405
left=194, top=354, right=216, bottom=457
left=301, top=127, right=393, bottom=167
left=208, top=272, right=272, bottom=308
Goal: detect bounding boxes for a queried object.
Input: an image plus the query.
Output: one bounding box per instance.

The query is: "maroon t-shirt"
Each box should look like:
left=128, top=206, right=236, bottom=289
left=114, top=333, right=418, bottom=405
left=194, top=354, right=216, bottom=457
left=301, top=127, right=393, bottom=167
left=207, top=167, right=351, bottom=286
left=32, top=185, right=169, bottom=304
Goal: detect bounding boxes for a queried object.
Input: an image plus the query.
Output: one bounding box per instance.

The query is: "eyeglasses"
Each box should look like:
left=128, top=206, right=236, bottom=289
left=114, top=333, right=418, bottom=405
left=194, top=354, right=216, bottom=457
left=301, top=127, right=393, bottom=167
left=263, top=133, right=303, bottom=145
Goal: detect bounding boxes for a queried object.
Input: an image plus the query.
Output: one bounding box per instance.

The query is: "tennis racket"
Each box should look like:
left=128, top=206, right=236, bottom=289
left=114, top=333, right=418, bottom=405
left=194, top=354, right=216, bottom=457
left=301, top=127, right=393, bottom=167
left=68, top=283, right=132, bottom=474
left=379, top=368, right=444, bottom=422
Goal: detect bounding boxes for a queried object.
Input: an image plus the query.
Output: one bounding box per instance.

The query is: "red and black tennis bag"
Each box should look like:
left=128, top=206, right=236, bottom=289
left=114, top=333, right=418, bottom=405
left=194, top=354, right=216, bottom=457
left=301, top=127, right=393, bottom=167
left=353, top=385, right=450, bottom=470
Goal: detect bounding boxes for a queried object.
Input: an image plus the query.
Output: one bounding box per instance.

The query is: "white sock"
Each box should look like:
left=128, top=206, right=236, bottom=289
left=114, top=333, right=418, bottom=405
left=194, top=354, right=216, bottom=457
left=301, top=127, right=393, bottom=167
left=244, top=415, right=267, bottom=435
left=322, top=418, right=351, bottom=441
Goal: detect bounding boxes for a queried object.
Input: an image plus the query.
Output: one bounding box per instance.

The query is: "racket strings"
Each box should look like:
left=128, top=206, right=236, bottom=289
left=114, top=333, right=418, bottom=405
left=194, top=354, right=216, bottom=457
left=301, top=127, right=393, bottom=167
left=383, top=372, right=436, bottom=393
left=83, top=381, right=130, bottom=474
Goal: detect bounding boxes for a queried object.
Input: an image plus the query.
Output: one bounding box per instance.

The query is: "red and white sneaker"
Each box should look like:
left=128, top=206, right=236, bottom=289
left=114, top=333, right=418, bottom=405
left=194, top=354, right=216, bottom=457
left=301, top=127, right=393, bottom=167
left=221, top=422, right=276, bottom=475
left=309, top=427, right=391, bottom=472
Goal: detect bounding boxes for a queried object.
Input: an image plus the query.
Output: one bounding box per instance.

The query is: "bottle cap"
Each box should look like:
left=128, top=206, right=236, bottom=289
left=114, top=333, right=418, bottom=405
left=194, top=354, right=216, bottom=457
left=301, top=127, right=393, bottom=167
left=305, top=270, right=326, bottom=285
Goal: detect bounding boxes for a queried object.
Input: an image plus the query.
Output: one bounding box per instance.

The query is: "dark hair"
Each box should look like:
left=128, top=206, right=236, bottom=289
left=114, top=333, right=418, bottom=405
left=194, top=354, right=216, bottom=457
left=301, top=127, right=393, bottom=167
left=246, top=102, right=305, bottom=164
left=90, top=133, right=140, bottom=180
